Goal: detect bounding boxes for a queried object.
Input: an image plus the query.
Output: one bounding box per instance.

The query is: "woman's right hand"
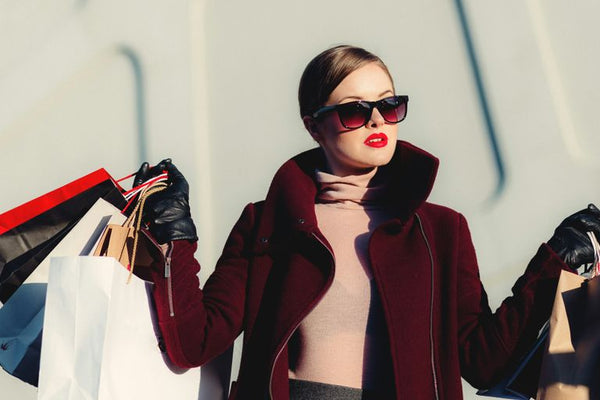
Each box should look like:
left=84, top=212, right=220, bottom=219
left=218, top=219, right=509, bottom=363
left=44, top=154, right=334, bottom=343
left=547, top=203, right=600, bottom=270
left=134, top=159, right=198, bottom=244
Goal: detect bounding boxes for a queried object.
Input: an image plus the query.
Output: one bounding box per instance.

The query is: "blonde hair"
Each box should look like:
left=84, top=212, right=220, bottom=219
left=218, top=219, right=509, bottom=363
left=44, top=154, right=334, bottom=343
left=298, top=45, right=393, bottom=118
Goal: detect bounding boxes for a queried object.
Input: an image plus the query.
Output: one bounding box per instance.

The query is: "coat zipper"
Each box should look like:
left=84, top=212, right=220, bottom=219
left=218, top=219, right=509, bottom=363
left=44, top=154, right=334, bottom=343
left=164, top=242, right=175, bottom=317
left=267, top=232, right=335, bottom=400
left=139, top=230, right=175, bottom=317
left=415, top=214, right=440, bottom=400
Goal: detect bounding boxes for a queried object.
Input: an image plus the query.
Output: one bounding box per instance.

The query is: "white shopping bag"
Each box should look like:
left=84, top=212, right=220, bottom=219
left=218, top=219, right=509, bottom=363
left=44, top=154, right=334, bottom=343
left=0, top=198, right=125, bottom=386
left=38, top=256, right=201, bottom=400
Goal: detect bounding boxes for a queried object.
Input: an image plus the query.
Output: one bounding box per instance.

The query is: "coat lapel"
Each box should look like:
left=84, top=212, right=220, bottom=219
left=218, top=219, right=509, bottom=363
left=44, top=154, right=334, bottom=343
left=369, top=217, right=435, bottom=397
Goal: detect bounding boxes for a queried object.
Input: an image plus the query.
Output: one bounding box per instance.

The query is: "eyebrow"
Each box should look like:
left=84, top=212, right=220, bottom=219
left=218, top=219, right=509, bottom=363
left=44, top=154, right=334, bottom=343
left=337, top=89, right=394, bottom=103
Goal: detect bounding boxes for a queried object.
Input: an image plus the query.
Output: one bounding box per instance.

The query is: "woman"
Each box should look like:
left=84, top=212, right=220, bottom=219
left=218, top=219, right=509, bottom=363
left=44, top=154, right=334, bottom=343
left=135, top=45, right=600, bottom=399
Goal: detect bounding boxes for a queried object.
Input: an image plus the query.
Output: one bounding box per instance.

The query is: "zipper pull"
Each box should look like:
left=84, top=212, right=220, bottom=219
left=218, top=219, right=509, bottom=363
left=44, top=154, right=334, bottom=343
left=165, top=256, right=172, bottom=278
left=164, top=241, right=173, bottom=278
left=165, top=242, right=175, bottom=317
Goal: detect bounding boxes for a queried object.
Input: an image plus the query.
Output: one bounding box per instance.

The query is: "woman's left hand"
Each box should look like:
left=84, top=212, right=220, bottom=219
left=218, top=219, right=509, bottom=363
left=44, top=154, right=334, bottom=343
left=547, top=203, right=600, bottom=269
left=134, top=159, right=198, bottom=244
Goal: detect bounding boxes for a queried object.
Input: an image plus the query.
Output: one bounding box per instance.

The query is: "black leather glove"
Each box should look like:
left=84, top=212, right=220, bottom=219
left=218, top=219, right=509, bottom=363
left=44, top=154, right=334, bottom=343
left=133, top=161, right=153, bottom=188
left=133, top=159, right=198, bottom=244
left=547, top=203, right=600, bottom=270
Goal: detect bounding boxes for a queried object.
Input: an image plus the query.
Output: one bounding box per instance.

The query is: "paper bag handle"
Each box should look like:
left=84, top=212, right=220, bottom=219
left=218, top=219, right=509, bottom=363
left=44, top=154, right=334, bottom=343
left=124, top=182, right=167, bottom=283
left=587, top=231, right=600, bottom=277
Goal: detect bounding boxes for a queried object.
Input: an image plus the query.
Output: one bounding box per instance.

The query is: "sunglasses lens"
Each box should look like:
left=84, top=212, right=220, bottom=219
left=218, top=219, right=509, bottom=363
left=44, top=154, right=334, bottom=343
left=337, top=102, right=370, bottom=129
left=379, top=97, right=407, bottom=123
left=325, top=96, right=408, bottom=129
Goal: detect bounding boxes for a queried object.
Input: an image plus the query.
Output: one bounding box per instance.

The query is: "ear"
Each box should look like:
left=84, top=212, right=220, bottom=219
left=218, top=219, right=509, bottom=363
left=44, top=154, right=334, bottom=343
left=302, top=116, right=321, bottom=142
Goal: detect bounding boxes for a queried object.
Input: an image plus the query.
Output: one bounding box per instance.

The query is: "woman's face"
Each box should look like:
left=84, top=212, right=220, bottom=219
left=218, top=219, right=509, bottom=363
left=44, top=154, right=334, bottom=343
left=305, top=62, right=398, bottom=177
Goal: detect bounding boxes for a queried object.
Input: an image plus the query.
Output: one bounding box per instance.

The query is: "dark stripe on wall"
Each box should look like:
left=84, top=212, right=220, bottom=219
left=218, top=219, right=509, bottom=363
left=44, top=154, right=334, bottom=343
left=118, top=46, right=148, bottom=165
left=453, top=0, right=506, bottom=202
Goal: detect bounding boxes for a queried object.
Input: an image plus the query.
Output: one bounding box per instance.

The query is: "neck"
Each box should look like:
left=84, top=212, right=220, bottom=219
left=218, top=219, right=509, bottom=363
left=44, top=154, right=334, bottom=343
left=325, top=163, right=378, bottom=178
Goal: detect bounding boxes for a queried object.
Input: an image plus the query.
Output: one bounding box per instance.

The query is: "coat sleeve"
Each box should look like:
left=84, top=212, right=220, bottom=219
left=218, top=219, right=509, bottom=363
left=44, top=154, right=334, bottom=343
left=150, top=203, right=258, bottom=368
left=455, top=213, right=569, bottom=388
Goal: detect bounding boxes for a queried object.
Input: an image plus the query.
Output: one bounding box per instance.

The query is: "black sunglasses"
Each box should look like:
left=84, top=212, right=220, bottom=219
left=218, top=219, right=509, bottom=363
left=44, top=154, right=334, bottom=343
left=312, top=95, right=409, bottom=130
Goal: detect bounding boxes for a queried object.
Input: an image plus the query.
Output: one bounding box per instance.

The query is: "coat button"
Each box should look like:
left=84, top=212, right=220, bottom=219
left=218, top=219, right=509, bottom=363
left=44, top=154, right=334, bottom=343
left=260, top=237, right=269, bottom=244
left=297, top=218, right=305, bottom=224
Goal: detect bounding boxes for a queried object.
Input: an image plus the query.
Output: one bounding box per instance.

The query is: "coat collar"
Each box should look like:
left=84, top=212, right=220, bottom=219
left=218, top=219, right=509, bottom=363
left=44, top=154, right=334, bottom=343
left=257, top=140, right=439, bottom=239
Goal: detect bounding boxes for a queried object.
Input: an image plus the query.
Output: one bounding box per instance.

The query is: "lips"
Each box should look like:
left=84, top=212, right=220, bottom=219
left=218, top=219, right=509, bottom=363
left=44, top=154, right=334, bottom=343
left=364, top=133, right=388, bottom=148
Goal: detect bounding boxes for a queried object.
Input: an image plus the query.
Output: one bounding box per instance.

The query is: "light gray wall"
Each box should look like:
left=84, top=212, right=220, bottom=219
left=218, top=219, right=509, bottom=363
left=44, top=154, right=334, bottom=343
left=2, top=0, right=600, bottom=399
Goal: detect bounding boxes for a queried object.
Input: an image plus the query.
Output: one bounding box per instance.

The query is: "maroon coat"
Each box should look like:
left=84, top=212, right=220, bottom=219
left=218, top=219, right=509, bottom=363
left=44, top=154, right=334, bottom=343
left=150, top=141, right=568, bottom=399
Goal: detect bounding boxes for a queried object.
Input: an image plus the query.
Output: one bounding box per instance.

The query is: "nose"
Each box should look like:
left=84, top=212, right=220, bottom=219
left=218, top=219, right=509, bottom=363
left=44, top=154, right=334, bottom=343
left=367, top=107, right=386, bottom=128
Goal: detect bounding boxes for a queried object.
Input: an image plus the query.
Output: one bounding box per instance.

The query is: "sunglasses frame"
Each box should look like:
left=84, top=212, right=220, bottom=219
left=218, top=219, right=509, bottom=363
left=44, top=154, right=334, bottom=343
left=312, top=95, right=409, bottom=130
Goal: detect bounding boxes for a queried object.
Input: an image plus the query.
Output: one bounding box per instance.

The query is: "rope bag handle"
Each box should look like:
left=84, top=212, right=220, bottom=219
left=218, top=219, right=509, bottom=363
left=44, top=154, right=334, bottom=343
left=124, top=182, right=168, bottom=283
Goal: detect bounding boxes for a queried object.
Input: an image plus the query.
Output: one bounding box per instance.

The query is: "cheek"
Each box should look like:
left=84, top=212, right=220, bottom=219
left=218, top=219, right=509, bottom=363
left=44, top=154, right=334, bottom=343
left=320, top=114, right=345, bottom=134
left=320, top=133, right=358, bottom=163
left=315, top=118, right=346, bottom=147
left=327, top=131, right=358, bottom=151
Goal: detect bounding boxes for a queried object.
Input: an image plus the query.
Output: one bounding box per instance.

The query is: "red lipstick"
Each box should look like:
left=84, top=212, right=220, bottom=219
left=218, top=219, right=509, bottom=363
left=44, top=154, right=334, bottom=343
left=364, top=133, right=388, bottom=148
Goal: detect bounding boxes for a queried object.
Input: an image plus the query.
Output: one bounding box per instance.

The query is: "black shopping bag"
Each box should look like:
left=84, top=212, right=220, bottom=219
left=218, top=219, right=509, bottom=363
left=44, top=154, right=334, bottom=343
left=0, top=169, right=126, bottom=303
left=477, top=323, right=548, bottom=399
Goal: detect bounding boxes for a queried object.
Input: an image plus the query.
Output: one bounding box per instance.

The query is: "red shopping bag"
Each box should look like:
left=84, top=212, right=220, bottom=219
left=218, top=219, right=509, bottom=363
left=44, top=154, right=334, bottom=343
left=0, top=169, right=127, bottom=303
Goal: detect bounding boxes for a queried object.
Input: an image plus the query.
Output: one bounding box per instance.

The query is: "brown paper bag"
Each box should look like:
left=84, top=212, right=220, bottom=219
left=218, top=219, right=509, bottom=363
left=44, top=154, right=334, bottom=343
left=93, top=183, right=166, bottom=282
left=536, top=270, right=600, bottom=399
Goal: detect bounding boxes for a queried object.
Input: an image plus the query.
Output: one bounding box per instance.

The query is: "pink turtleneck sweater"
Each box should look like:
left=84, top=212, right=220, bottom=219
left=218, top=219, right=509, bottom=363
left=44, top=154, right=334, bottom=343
left=288, top=168, right=395, bottom=392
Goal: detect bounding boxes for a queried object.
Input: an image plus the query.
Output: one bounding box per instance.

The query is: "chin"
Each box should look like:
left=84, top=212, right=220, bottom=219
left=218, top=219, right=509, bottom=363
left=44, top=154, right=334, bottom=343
left=370, top=152, right=395, bottom=167
left=354, top=159, right=392, bottom=172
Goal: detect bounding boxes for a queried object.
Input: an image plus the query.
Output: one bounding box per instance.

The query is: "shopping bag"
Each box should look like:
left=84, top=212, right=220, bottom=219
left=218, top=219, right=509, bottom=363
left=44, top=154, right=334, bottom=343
left=0, top=283, right=45, bottom=387
left=0, top=169, right=126, bottom=303
left=38, top=256, right=201, bottom=400
left=477, top=323, right=548, bottom=399
left=94, top=181, right=167, bottom=282
left=0, top=198, right=125, bottom=386
left=536, top=271, right=600, bottom=399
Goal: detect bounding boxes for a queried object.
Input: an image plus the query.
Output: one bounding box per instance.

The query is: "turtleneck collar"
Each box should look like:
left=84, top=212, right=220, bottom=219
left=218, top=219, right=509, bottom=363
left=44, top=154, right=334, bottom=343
left=253, top=141, right=439, bottom=239
left=315, top=168, right=389, bottom=209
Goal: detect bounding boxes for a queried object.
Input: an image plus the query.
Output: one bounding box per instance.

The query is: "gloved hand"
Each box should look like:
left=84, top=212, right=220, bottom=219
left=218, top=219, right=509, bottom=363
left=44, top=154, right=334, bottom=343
left=133, top=159, right=198, bottom=244
left=133, top=161, right=154, bottom=188
left=547, top=203, right=600, bottom=270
